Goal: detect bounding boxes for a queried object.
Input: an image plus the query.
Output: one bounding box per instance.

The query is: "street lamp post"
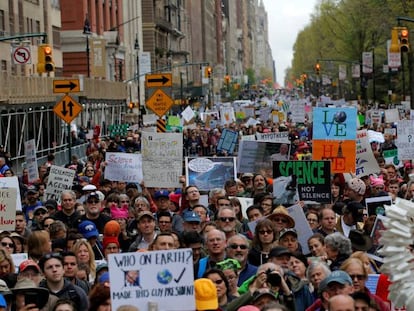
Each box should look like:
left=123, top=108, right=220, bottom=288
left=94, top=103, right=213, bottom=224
left=83, top=15, right=91, bottom=78
left=134, top=35, right=141, bottom=125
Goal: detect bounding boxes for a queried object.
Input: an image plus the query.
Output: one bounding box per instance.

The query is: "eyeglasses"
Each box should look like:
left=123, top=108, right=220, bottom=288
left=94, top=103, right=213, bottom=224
left=86, top=169, right=94, bottom=172
left=228, top=244, right=248, bottom=250
left=87, top=200, right=99, bottom=204
left=212, top=279, right=224, bottom=285
left=349, top=274, right=366, bottom=280
left=219, top=217, right=235, bottom=222
left=258, top=230, right=273, bottom=235
left=1, top=242, right=14, bottom=248
left=35, top=210, right=47, bottom=216
left=272, top=218, right=287, bottom=223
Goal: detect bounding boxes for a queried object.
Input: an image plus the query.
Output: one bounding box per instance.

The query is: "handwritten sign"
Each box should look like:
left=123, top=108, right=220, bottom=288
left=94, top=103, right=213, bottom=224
left=141, top=133, right=183, bottom=188
left=313, top=107, right=357, bottom=140
left=104, top=153, right=143, bottom=183
left=0, top=188, right=17, bottom=231
left=217, top=129, right=238, bottom=154
left=44, top=166, right=76, bottom=203
left=355, top=130, right=380, bottom=177
left=108, top=249, right=195, bottom=311
left=396, top=120, right=414, bottom=160
left=289, top=100, right=306, bottom=123
left=312, top=140, right=356, bottom=173
left=24, top=139, right=39, bottom=183
left=0, top=177, right=22, bottom=211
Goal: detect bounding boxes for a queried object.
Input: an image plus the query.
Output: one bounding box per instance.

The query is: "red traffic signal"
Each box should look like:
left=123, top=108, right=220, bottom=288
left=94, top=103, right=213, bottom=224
left=37, top=44, right=55, bottom=73
left=315, top=63, right=321, bottom=74
left=400, top=28, right=409, bottom=53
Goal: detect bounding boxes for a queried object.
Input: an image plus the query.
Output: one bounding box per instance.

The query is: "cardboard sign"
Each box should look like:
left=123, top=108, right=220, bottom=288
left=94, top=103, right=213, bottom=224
left=24, top=139, right=39, bottom=183
left=185, top=157, right=236, bottom=191
left=44, top=166, right=76, bottom=203
left=312, top=140, right=356, bottom=173
left=104, top=153, right=143, bottom=183
left=273, top=161, right=331, bottom=203
left=0, top=188, right=17, bottom=231
left=141, top=133, right=183, bottom=188
left=108, top=249, right=195, bottom=311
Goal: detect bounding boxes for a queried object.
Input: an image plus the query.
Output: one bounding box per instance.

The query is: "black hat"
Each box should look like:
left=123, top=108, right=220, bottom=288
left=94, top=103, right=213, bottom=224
left=269, top=246, right=292, bottom=258
left=349, top=229, right=373, bottom=251
left=44, top=199, right=58, bottom=210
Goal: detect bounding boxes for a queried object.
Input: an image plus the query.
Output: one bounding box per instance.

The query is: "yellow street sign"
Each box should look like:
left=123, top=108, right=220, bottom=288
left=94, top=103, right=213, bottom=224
left=53, top=95, right=83, bottom=124
left=53, top=79, right=81, bottom=93
left=146, top=89, right=174, bottom=117
left=145, top=73, right=172, bottom=88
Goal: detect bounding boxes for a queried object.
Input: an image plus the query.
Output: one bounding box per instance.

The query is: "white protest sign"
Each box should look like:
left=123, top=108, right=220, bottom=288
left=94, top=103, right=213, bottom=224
left=181, top=106, right=195, bottom=123
left=141, top=132, right=183, bottom=188
left=289, top=100, right=306, bottom=123
left=11, top=253, right=28, bottom=273
left=255, top=132, right=290, bottom=143
left=220, top=106, right=236, bottom=125
left=0, top=177, right=22, bottom=211
left=355, top=130, right=380, bottom=177
left=0, top=188, right=17, bottom=231
left=108, top=249, right=195, bottom=311
left=45, top=165, right=76, bottom=202
left=142, top=114, right=158, bottom=126
left=241, top=135, right=256, bottom=141
left=104, top=153, right=143, bottom=183
left=24, top=139, right=39, bottom=183
left=385, top=108, right=400, bottom=123
left=287, top=204, right=313, bottom=254
left=396, top=120, right=414, bottom=160
left=370, top=110, right=381, bottom=125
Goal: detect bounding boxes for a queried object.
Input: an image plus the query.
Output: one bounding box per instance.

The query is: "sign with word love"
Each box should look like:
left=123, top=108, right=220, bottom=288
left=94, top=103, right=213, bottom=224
left=0, top=188, right=17, bottom=230
left=108, top=249, right=195, bottom=311
left=313, top=107, right=357, bottom=140
left=104, top=152, right=143, bottom=183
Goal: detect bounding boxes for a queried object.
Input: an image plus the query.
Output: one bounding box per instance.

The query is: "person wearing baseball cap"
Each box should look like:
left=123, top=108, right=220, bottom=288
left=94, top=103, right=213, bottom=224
left=128, top=212, right=158, bottom=252
left=154, top=189, right=184, bottom=233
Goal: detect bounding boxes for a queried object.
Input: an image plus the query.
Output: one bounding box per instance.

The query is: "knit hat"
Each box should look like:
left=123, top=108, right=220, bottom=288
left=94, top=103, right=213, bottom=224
left=237, top=306, right=260, bottom=311
left=194, top=278, right=218, bottom=310
left=370, top=176, right=384, bottom=187
left=347, top=177, right=366, bottom=195
left=103, top=220, right=120, bottom=250
left=110, top=205, right=129, bottom=219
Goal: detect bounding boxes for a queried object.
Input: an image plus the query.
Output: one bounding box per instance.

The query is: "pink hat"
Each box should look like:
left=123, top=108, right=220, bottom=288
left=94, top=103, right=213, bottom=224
left=110, top=205, right=129, bottom=219
left=370, top=176, right=384, bottom=187
left=237, top=306, right=260, bottom=311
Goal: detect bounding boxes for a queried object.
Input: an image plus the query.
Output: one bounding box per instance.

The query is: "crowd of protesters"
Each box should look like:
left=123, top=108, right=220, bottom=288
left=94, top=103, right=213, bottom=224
left=0, top=109, right=412, bottom=311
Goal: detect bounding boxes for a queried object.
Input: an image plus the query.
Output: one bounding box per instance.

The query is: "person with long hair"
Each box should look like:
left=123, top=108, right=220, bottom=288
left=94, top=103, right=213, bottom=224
left=88, top=283, right=111, bottom=311
left=27, top=230, right=52, bottom=262
left=203, top=268, right=235, bottom=309
left=307, top=233, right=327, bottom=260
left=248, top=218, right=277, bottom=266
left=72, top=239, right=96, bottom=284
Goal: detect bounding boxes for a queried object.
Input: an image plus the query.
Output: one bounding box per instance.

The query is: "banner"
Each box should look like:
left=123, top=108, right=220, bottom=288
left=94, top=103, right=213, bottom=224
left=141, top=133, right=183, bottom=188
left=273, top=161, right=331, bottom=203
left=313, top=107, right=357, bottom=140
left=44, top=166, right=76, bottom=203
left=108, top=249, right=195, bottom=311
left=312, top=140, right=356, bottom=173
left=104, top=153, right=143, bottom=183
left=255, top=132, right=290, bottom=143
left=185, top=157, right=236, bottom=191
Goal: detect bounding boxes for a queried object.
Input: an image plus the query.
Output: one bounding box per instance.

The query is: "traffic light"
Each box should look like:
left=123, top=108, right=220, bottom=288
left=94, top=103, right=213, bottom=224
left=128, top=102, right=134, bottom=111
left=37, top=44, right=55, bottom=73
left=206, top=66, right=212, bottom=78
left=224, top=75, right=230, bottom=84
left=390, top=28, right=400, bottom=53
left=315, top=63, right=321, bottom=75
left=400, top=27, right=409, bottom=52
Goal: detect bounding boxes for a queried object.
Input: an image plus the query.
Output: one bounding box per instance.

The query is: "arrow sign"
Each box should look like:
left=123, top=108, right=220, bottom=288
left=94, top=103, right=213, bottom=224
left=53, top=95, right=83, bottom=124
left=146, top=73, right=172, bottom=88
left=53, top=79, right=81, bottom=93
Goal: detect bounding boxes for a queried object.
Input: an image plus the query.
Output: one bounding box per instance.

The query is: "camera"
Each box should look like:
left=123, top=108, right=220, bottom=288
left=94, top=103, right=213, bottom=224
left=265, top=269, right=281, bottom=287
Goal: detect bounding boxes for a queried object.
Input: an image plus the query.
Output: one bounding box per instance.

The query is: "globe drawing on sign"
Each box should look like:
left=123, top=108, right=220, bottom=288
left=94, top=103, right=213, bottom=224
left=157, top=269, right=173, bottom=285
left=334, top=111, right=347, bottom=123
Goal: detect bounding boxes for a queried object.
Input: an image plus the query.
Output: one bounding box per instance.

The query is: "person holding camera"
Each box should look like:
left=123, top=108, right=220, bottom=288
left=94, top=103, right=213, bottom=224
left=226, top=262, right=296, bottom=311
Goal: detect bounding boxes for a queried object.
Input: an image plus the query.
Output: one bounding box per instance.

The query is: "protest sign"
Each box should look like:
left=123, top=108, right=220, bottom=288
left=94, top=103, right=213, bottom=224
left=185, top=157, right=236, bottom=191
left=0, top=188, right=17, bottom=231
left=141, top=133, right=182, bottom=188
left=104, top=153, right=143, bottom=183
left=312, top=140, right=356, bottom=173
left=396, top=120, right=414, bottom=160
left=382, top=149, right=402, bottom=168
left=368, top=214, right=386, bottom=263
left=181, top=106, right=195, bottom=123
left=220, top=106, right=235, bottom=125
left=44, top=166, right=76, bottom=203
left=217, top=129, right=238, bottom=154
left=384, top=108, right=400, bottom=123
left=108, top=249, right=195, bottom=311
left=24, top=139, right=39, bottom=183
left=365, top=196, right=392, bottom=216
left=313, top=107, right=357, bottom=140
left=273, top=161, right=331, bottom=203
left=0, top=177, right=22, bottom=211
left=289, top=100, right=306, bottom=123
left=255, top=132, right=290, bottom=143
left=355, top=130, right=380, bottom=177
left=237, top=140, right=283, bottom=178
left=287, top=204, right=313, bottom=254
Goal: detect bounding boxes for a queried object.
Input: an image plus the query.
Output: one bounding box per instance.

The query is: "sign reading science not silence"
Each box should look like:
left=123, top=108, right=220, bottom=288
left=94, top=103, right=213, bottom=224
left=273, top=161, right=331, bottom=203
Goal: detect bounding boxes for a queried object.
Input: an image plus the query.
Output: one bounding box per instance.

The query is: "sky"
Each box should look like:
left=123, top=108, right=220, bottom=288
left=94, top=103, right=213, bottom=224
left=262, top=0, right=318, bottom=86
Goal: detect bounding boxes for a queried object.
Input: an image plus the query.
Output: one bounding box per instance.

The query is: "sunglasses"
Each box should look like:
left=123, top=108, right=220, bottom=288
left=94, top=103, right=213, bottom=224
left=87, top=200, right=100, bottom=204
left=349, top=274, right=366, bottom=280
left=42, top=252, right=63, bottom=261
left=219, top=217, right=235, bottom=222
left=272, top=218, right=288, bottom=223
left=1, top=242, right=14, bottom=248
left=35, top=210, right=47, bottom=216
left=258, top=230, right=273, bottom=235
left=228, top=244, right=248, bottom=250
left=212, top=279, right=224, bottom=285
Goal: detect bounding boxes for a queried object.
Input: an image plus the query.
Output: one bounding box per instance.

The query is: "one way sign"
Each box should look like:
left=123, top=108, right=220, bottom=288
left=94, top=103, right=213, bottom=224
left=53, top=79, right=81, bottom=93
left=53, top=95, right=83, bottom=124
